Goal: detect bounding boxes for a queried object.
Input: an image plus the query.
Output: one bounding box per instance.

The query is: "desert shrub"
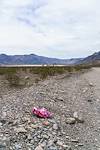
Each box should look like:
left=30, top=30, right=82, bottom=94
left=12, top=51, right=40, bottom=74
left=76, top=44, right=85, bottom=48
left=0, top=67, right=17, bottom=75
left=6, top=74, right=20, bottom=86
left=30, top=66, right=66, bottom=79
left=35, top=78, right=40, bottom=83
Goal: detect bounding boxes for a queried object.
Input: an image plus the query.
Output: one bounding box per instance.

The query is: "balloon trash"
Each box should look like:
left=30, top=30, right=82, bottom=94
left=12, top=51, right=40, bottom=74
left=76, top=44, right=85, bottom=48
left=32, top=107, right=53, bottom=118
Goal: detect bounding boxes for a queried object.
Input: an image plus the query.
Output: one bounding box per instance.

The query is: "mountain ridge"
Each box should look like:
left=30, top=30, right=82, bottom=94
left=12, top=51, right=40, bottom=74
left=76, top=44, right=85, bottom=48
left=0, top=51, right=100, bottom=65
left=0, top=53, right=82, bottom=65
left=78, top=51, right=100, bottom=65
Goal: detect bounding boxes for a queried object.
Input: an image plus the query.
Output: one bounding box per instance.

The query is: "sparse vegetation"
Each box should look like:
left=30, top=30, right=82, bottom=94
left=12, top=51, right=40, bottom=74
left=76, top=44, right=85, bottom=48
left=6, top=73, right=20, bottom=87
left=0, top=65, right=92, bottom=87
left=30, top=66, right=66, bottom=79
left=0, top=67, right=17, bottom=75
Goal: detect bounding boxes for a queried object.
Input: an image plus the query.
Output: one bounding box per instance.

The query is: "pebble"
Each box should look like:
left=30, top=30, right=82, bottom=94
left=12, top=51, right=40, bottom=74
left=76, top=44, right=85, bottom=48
left=0, top=122, right=2, bottom=126
left=14, top=127, right=27, bottom=133
left=42, top=121, right=50, bottom=126
left=57, top=140, right=63, bottom=146
left=73, top=112, right=84, bottom=123
left=66, top=117, right=76, bottom=124
left=67, top=146, right=72, bottom=150
left=40, top=142, right=46, bottom=148
left=53, top=124, right=59, bottom=130
left=31, top=124, right=39, bottom=129
left=87, top=99, right=92, bottom=102
left=48, top=146, right=58, bottom=150
left=0, top=143, right=6, bottom=148
left=83, top=87, right=88, bottom=93
left=35, top=145, right=44, bottom=150
left=27, top=134, right=32, bottom=140
left=42, top=134, right=49, bottom=139
left=71, top=138, right=79, bottom=143
left=78, top=143, right=84, bottom=146
left=89, top=83, right=93, bottom=86
left=0, top=119, right=6, bottom=124
left=48, top=140, right=54, bottom=147
left=14, top=143, right=22, bottom=149
left=66, top=136, right=70, bottom=139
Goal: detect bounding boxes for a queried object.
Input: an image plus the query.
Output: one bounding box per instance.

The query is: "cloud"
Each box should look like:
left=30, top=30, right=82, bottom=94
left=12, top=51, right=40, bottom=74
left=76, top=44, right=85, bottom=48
left=0, top=0, right=100, bottom=58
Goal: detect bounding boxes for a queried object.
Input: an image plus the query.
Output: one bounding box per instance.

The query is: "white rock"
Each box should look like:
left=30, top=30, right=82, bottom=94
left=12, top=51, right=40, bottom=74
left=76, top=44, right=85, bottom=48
left=66, top=117, right=76, bottom=124
left=73, top=112, right=84, bottom=123
left=89, top=83, right=93, bottom=86
left=53, top=124, right=58, bottom=130
left=14, top=127, right=27, bottom=133
left=73, top=112, right=78, bottom=119
left=57, top=141, right=63, bottom=146
left=35, top=145, right=43, bottom=150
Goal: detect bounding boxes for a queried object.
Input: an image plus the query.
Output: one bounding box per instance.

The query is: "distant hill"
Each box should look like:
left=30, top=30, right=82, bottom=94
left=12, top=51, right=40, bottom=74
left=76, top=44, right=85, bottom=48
left=78, top=51, right=100, bottom=65
left=0, top=54, right=81, bottom=65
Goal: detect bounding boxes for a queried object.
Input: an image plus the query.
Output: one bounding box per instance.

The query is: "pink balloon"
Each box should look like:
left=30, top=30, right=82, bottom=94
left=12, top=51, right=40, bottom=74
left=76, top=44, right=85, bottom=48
left=32, top=107, right=53, bottom=118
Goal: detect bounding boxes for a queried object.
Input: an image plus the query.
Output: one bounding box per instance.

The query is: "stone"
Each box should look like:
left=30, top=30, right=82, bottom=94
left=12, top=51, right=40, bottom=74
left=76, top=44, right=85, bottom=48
left=31, top=124, right=39, bottom=129
left=57, top=140, right=63, bottom=146
left=48, top=146, right=58, bottom=150
left=87, top=99, right=92, bottom=102
left=48, top=140, right=54, bottom=147
left=77, top=117, right=84, bottom=123
left=0, top=143, right=6, bottom=148
left=40, top=142, right=46, bottom=148
left=53, top=124, right=59, bottom=130
left=23, top=117, right=31, bottom=124
left=25, top=76, right=30, bottom=80
left=66, top=117, right=76, bottom=124
left=63, top=145, right=69, bottom=148
left=67, top=146, right=72, bottom=150
left=71, top=138, right=79, bottom=143
left=14, top=143, right=22, bottom=149
left=42, top=121, right=50, bottom=126
left=78, top=143, right=84, bottom=146
left=14, top=127, right=27, bottom=133
left=97, top=99, right=100, bottom=102
left=73, top=112, right=84, bottom=123
left=55, top=97, right=64, bottom=101
left=35, top=145, right=44, bottom=150
left=27, top=134, right=32, bottom=140
left=34, top=137, right=38, bottom=142
left=0, top=119, right=6, bottom=124
left=73, top=112, right=78, bottom=119
left=89, top=83, right=93, bottom=86
left=83, top=88, right=88, bottom=93
left=0, top=122, right=2, bottom=126
left=66, top=136, right=70, bottom=139
left=42, top=134, right=49, bottom=139
left=2, top=112, right=7, bottom=118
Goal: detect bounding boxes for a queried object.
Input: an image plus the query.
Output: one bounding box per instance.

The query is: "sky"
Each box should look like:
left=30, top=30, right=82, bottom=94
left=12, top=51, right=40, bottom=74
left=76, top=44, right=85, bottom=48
left=0, top=0, right=100, bottom=58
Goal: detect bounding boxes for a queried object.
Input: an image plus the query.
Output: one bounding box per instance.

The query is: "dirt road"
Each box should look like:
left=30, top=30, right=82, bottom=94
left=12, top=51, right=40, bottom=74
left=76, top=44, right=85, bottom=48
left=0, top=67, right=100, bottom=150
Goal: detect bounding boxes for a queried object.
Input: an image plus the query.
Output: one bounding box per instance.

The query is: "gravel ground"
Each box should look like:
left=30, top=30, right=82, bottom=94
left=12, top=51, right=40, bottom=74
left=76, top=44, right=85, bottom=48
left=0, top=67, right=100, bottom=150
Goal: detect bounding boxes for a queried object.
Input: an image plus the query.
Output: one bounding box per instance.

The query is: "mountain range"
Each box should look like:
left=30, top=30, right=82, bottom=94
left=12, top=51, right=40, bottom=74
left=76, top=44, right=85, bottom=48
left=0, top=51, right=100, bottom=65
left=78, top=51, right=100, bottom=65
left=0, top=54, right=82, bottom=65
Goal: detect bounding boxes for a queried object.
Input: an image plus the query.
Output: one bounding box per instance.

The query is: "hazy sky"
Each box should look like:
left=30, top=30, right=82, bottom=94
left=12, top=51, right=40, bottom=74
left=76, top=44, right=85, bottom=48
left=0, top=0, right=100, bottom=58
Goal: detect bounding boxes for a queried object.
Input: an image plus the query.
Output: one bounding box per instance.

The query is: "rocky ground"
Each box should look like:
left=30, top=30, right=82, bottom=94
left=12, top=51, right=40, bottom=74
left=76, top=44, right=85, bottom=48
left=0, top=67, right=100, bottom=150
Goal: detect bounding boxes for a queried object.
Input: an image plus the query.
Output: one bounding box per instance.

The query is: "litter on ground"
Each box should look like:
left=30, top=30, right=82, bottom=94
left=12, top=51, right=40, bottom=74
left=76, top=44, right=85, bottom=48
left=32, top=107, right=53, bottom=118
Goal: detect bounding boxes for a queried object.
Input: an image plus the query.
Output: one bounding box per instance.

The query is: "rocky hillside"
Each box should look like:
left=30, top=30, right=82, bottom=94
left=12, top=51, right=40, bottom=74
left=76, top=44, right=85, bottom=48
left=0, top=54, right=81, bottom=65
left=78, top=51, right=100, bottom=65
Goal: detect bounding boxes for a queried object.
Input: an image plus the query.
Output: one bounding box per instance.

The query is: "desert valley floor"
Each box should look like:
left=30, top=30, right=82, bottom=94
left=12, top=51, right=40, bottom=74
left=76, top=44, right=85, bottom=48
left=0, top=68, right=100, bottom=150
